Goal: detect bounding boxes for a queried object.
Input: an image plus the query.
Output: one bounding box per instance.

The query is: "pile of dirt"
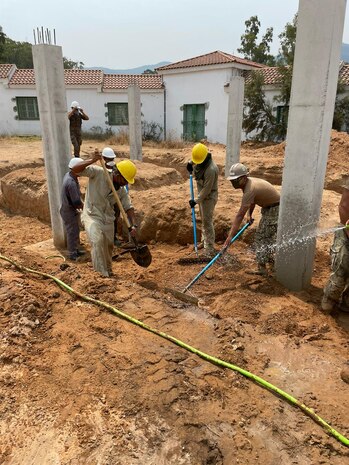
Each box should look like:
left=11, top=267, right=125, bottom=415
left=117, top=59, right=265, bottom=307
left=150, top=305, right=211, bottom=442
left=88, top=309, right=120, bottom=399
left=0, top=136, right=349, bottom=464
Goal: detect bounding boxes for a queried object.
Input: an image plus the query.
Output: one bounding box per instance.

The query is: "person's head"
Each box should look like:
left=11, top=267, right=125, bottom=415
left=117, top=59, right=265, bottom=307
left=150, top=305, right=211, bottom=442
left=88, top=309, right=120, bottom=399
left=113, top=160, right=137, bottom=187
left=102, top=147, right=116, bottom=170
left=71, top=100, right=80, bottom=109
left=191, top=143, right=209, bottom=165
left=68, top=157, right=84, bottom=176
left=227, top=163, right=249, bottom=189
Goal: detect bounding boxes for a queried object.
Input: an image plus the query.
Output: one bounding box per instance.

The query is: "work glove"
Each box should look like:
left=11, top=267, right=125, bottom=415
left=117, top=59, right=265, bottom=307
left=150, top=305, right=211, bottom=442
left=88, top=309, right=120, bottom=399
left=189, top=199, right=197, bottom=208
left=186, top=162, right=194, bottom=174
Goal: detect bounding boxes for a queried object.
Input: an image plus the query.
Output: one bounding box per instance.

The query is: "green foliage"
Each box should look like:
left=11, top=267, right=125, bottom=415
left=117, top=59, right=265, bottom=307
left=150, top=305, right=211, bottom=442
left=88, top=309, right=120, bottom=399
left=142, top=69, right=157, bottom=74
left=0, top=25, right=83, bottom=69
left=141, top=121, right=163, bottom=142
left=277, top=14, right=298, bottom=66
left=237, top=15, right=275, bottom=65
left=333, top=81, right=349, bottom=131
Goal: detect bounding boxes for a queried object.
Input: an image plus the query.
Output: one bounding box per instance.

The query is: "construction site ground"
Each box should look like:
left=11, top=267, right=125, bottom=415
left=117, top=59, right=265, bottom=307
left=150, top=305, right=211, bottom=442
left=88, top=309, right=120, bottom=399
left=0, top=133, right=348, bottom=465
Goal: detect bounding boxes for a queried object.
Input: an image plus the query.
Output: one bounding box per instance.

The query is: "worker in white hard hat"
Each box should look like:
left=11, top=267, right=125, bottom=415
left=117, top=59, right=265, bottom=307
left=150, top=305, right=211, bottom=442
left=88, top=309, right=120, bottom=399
left=71, top=147, right=138, bottom=277
left=68, top=101, right=89, bottom=157
left=224, top=163, right=280, bottom=276
left=60, top=157, right=85, bottom=260
left=186, top=143, right=219, bottom=258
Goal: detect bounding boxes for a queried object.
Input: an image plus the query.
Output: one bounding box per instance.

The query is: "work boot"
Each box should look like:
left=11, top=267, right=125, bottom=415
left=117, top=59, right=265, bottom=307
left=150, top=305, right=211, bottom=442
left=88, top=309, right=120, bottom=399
left=76, top=249, right=86, bottom=257
left=321, top=296, right=336, bottom=313
left=338, top=302, right=349, bottom=313
left=68, top=253, right=78, bottom=261
left=114, top=237, right=122, bottom=247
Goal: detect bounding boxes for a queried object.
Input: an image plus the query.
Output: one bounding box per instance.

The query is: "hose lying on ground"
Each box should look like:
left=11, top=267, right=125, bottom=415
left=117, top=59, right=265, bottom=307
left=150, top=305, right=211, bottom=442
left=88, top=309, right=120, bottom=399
left=0, top=253, right=348, bottom=448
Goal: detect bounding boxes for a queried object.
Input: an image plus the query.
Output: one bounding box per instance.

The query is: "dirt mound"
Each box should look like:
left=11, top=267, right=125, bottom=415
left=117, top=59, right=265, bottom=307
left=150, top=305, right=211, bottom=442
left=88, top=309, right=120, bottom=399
left=1, top=137, right=349, bottom=464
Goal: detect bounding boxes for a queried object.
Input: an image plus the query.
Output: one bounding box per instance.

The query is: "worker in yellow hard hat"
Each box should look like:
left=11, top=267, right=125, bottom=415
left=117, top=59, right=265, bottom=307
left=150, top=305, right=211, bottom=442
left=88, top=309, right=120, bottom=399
left=187, top=143, right=219, bottom=258
left=71, top=149, right=138, bottom=277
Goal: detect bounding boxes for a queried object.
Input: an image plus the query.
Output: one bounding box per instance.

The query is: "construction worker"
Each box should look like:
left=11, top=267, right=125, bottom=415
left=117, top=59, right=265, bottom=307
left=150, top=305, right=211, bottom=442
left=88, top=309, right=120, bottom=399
left=60, top=157, right=85, bottom=261
left=187, top=143, right=219, bottom=257
left=71, top=147, right=137, bottom=277
left=321, top=180, right=349, bottom=313
left=224, top=163, right=280, bottom=276
left=68, top=101, right=89, bottom=157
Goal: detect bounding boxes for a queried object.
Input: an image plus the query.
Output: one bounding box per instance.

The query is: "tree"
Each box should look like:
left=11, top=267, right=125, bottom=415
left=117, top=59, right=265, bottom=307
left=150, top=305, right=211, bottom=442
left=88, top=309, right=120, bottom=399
left=237, top=15, right=275, bottom=66
left=0, top=25, right=83, bottom=69
left=242, top=71, right=280, bottom=141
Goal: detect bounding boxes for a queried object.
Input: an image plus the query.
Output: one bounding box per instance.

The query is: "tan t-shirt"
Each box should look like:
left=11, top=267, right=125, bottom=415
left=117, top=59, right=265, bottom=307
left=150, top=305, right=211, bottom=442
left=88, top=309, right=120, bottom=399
left=241, top=177, right=280, bottom=208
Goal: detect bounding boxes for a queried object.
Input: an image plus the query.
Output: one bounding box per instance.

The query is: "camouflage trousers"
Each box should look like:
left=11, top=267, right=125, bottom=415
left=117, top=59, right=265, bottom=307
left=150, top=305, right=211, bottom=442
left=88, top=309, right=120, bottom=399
left=323, top=227, right=349, bottom=306
left=70, top=129, right=82, bottom=156
left=255, top=205, right=279, bottom=266
left=199, top=197, right=217, bottom=254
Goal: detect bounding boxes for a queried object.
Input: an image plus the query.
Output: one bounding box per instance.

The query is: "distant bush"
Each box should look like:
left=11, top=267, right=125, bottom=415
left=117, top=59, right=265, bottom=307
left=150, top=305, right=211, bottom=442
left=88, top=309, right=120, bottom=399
left=106, top=128, right=129, bottom=145
left=141, top=121, right=163, bottom=142
left=82, top=126, right=113, bottom=141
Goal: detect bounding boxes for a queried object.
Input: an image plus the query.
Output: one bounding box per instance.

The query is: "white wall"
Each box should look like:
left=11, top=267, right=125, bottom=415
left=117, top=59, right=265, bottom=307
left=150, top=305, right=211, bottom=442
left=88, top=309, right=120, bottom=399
left=0, top=83, right=164, bottom=136
left=162, top=68, right=233, bottom=144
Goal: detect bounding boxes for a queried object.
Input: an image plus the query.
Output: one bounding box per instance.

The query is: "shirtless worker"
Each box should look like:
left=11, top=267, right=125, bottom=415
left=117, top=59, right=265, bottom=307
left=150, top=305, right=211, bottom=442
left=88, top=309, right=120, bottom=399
left=223, top=163, right=280, bottom=276
left=71, top=148, right=138, bottom=277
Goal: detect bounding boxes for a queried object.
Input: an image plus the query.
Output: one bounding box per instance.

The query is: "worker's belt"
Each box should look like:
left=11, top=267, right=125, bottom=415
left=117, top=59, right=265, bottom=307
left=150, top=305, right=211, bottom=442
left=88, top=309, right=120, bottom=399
left=264, top=202, right=280, bottom=210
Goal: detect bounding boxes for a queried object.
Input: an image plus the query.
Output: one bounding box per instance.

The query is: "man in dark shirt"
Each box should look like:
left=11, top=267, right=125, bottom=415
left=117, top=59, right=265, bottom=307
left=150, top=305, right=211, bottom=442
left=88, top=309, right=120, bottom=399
left=68, top=101, right=89, bottom=156
left=60, top=158, right=84, bottom=260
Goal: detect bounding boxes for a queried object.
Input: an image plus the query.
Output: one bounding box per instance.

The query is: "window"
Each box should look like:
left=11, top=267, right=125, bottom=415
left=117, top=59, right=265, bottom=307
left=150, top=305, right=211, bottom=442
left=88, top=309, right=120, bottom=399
left=276, top=105, right=289, bottom=125
left=16, top=97, right=39, bottom=120
left=107, top=103, right=128, bottom=125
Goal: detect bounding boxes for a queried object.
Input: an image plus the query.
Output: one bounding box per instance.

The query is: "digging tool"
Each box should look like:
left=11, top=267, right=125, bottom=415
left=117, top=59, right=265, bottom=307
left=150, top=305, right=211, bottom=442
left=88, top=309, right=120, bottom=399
left=167, top=221, right=252, bottom=303
left=189, top=174, right=198, bottom=255
left=100, top=158, right=152, bottom=268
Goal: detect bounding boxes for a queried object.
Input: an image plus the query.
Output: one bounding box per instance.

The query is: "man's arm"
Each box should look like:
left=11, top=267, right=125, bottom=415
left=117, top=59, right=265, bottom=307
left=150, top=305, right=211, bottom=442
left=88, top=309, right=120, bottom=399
left=247, top=203, right=256, bottom=223
left=80, top=109, right=89, bottom=121
left=223, top=204, right=250, bottom=248
left=339, top=187, right=349, bottom=236
left=68, top=109, right=75, bottom=119
left=71, top=149, right=101, bottom=175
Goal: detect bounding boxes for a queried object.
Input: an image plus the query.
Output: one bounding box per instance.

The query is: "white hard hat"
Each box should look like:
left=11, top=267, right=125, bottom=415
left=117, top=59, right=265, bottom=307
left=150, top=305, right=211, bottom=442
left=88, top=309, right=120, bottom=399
left=68, top=157, right=84, bottom=169
left=102, top=147, right=116, bottom=159
left=227, top=163, right=249, bottom=180
left=71, top=101, right=80, bottom=108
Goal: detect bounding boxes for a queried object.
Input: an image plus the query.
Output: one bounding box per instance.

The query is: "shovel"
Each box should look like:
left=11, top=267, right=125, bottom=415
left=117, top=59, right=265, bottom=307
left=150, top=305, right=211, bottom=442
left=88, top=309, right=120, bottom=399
left=167, top=221, right=252, bottom=303
left=100, top=158, right=152, bottom=268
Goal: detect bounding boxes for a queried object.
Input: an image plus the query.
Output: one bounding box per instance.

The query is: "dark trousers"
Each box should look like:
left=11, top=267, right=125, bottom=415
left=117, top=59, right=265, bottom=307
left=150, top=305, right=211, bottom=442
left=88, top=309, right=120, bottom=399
left=60, top=208, right=80, bottom=256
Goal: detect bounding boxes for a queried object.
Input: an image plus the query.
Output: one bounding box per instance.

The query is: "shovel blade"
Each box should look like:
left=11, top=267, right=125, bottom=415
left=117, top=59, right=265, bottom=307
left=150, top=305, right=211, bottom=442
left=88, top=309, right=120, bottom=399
left=130, top=244, right=152, bottom=268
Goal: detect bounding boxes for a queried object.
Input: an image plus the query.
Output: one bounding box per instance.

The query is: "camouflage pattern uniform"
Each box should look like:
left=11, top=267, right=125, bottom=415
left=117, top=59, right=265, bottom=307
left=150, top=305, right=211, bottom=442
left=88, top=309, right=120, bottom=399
left=255, top=205, right=279, bottom=267
left=323, top=227, right=349, bottom=307
left=69, top=111, right=88, bottom=156
left=194, top=156, right=219, bottom=256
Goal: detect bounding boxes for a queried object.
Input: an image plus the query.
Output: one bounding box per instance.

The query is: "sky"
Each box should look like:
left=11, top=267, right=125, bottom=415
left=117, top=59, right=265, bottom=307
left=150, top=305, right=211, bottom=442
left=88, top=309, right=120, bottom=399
left=1, top=0, right=349, bottom=70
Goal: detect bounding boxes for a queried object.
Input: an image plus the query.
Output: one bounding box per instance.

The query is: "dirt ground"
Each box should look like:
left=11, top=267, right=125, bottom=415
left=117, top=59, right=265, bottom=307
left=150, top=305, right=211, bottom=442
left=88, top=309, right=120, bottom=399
left=0, top=134, right=348, bottom=465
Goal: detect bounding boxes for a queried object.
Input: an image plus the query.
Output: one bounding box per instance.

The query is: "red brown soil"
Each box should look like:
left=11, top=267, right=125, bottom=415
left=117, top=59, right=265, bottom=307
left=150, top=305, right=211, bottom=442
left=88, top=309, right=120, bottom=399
left=0, top=133, right=348, bottom=464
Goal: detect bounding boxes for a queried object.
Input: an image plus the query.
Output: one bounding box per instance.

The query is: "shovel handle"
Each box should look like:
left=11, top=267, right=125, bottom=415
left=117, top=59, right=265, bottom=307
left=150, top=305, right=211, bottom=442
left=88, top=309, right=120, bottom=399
left=100, top=157, right=132, bottom=230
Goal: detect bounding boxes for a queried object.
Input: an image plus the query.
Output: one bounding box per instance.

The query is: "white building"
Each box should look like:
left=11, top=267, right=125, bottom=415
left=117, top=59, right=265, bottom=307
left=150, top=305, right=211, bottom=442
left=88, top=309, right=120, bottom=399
left=0, top=65, right=164, bottom=137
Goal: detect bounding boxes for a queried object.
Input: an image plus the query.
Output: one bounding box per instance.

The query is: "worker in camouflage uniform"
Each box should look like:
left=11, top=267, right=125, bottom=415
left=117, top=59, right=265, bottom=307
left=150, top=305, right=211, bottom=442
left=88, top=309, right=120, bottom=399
left=223, top=163, right=280, bottom=276
left=68, top=101, right=89, bottom=156
left=321, top=179, right=349, bottom=313
left=187, top=143, right=219, bottom=258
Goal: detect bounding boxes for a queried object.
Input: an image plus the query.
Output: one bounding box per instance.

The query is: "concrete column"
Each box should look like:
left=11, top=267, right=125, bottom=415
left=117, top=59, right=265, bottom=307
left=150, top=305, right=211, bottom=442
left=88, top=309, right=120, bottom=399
left=275, top=0, right=346, bottom=290
left=32, top=44, right=70, bottom=248
left=128, top=84, right=142, bottom=160
left=225, top=70, right=244, bottom=177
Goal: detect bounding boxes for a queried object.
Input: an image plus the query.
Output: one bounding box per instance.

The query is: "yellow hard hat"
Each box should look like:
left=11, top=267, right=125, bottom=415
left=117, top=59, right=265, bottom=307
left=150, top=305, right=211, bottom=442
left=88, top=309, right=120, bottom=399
left=191, top=143, right=208, bottom=164
left=116, top=159, right=137, bottom=184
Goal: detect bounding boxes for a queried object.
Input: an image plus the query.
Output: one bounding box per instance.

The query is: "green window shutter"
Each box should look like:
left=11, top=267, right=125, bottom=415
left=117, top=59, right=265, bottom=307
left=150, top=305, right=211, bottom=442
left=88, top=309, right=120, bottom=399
left=16, top=97, right=39, bottom=120
left=183, top=104, right=205, bottom=141
left=107, top=103, right=129, bottom=125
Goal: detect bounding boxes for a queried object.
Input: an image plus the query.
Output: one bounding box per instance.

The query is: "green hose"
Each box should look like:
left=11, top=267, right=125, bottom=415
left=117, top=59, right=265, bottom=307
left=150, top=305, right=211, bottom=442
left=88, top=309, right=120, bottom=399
left=0, top=253, right=348, bottom=448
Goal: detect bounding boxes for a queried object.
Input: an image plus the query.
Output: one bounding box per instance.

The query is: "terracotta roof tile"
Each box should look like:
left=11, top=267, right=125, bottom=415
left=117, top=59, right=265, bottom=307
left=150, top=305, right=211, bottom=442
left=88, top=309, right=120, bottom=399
left=103, top=74, right=163, bottom=89
left=0, top=64, right=14, bottom=79
left=64, top=69, right=103, bottom=86
left=8, top=67, right=162, bottom=90
left=244, top=67, right=284, bottom=85
left=156, top=51, right=264, bottom=71
left=339, top=64, right=349, bottom=85
left=10, top=69, right=35, bottom=85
